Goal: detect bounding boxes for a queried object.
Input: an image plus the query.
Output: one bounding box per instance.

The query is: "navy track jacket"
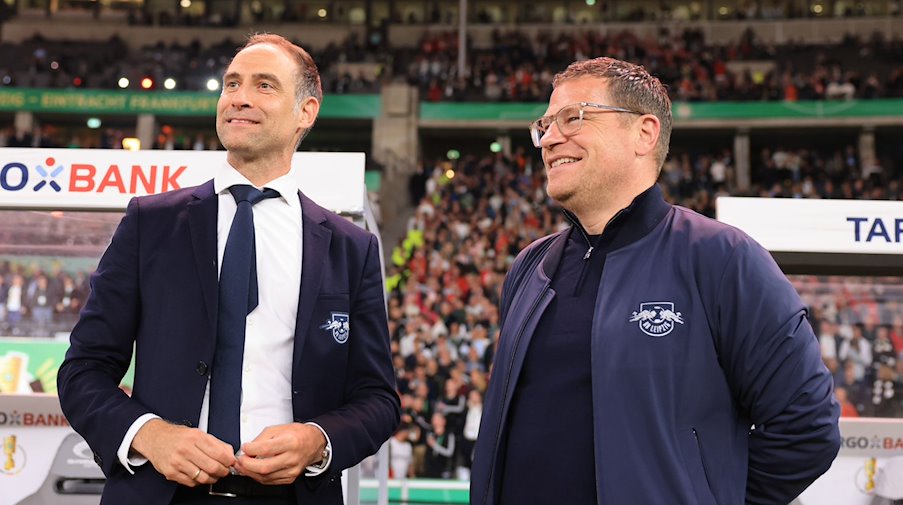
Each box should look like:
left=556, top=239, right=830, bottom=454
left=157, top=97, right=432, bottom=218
left=471, top=185, right=841, bottom=505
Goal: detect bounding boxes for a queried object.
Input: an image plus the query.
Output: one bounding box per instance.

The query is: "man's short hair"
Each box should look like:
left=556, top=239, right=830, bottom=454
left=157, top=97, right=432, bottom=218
left=553, top=57, right=672, bottom=169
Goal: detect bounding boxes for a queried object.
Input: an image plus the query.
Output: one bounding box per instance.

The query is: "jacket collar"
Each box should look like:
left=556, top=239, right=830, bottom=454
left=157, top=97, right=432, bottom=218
left=563, top=183, right=671, bottom=249
left=545, top=184, right=672, bottom=278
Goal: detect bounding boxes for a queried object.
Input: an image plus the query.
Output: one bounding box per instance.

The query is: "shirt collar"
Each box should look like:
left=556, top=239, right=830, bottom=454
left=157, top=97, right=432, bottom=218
left=213, top=162, right=300, bottom=212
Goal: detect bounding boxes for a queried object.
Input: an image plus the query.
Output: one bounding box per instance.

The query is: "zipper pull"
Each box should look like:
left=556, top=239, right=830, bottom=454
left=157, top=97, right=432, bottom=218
left=583, top=246, right=594, bottom=260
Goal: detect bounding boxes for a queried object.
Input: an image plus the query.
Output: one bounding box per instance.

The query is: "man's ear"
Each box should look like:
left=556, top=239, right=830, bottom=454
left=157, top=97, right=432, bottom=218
left=297, top=96, right=320, bottom=130
left=634, top=114, right=661, bottom=159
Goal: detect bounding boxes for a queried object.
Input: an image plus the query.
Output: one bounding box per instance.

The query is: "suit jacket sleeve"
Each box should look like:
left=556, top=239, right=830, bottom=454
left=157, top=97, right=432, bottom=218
left=57, top=197, right=153, bottom=476
left=306, top=232, right=400, bottom=475
left=712, top=237, right=841, bottom=504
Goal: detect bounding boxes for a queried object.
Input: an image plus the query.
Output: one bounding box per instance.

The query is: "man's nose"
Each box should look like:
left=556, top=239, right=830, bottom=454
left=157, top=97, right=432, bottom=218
left=228, top=85, right=252, bottom=108
left=540, top=120, right=566, bottom=148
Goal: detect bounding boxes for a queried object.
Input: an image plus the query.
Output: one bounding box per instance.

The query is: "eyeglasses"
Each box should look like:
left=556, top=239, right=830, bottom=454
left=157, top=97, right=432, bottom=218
left=528, top=102, right=643, bottom=148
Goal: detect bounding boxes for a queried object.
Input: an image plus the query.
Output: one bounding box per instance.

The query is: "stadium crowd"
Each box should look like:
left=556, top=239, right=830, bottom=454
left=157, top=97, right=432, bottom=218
left=3, top=27, right=903, bottom=103
left=405, top=28, right=903, bottom=102
left=7, top=0, right=903, bottom=27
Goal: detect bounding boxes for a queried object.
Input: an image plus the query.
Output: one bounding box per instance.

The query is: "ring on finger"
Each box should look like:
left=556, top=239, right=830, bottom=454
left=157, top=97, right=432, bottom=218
left=192, top=468, right=201, bottom=480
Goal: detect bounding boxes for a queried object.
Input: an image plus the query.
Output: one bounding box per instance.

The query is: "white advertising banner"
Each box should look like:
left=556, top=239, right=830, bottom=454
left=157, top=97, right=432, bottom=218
left=0, top=394, right=81, bottom=505
left=798, top=418, right=903, bottom=504
left=0, top=149, right=366, bottom=214
left=716, top=197, right=903, bottom=255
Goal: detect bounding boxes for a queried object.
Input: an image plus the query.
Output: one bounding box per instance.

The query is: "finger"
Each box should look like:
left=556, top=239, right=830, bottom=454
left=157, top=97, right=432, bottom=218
left=237, top=463, right=299, bottom=485
left=242, top=434, right=290, bottom=459
left=235, top=452, right=284, bottom=475
left=194, top=437, right=237, bottom=477
left=193, top=468, right=220, bottom=486
left=235, top=451, right=302, bottom=480
left=170, top=467, right=200, bottom=488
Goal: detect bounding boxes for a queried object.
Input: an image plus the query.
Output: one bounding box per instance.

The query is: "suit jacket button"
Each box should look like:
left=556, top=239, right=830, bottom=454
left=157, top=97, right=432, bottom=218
left=196, top=361, right=208, bottom=376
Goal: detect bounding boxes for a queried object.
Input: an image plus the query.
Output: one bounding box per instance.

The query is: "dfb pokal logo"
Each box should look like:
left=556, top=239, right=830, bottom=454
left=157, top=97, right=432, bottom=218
left=629, top=302, right=684, bottom=337
left=320, top=312, right=350, bottom=344
left=2, top=435, right=26, bottom=475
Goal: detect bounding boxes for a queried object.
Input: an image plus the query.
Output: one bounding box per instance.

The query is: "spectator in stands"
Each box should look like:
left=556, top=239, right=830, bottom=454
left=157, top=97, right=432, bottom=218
left=471, top=56, right=839, bottom=505
left=0, top=275, right=7, bottom=324
left=423, top=412, right=455, bottom=479
left=25, top=274, right=55, bottom=335
left=5, top=274, right=25, bottom=330
left=840, top=323, right=874, bottom=381
left=459, top=389, right=482, bottom=476
left=388, top=425, right=414, bottom=479
left=867, top=359, right=902, bottom=417
left=834, top=386, right=860, bottom=417
left=838, top=360, right=871, bottom=415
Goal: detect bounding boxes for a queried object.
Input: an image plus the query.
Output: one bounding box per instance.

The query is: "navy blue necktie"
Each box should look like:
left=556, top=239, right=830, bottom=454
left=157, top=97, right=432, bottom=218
left=208, top=185, right=279, bottom=451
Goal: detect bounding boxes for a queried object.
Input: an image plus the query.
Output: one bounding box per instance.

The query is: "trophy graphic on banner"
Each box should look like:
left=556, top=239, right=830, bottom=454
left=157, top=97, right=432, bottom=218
left=3, top=435, right=16, bottom=472
left=0, top=352, right=25, bottom=393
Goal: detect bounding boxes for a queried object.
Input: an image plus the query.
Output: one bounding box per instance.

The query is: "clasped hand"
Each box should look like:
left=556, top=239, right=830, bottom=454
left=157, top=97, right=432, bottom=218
left=133, top=420, right=326, bottom=487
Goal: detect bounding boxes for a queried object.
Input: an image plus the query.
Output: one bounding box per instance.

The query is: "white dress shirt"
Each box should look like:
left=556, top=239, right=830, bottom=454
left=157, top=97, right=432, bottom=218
left=118, top=162, right=331, bottom=475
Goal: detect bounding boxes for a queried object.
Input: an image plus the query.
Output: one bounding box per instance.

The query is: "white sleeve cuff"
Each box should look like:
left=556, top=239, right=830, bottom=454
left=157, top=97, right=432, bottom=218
left=303, top=422, right=333, bottom=476
left=117, top=413, right=161, bottom=474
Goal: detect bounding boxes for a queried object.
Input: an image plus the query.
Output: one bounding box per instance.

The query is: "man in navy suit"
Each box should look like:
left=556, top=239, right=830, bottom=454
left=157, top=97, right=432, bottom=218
left=57, top=34, right=400, bottom=504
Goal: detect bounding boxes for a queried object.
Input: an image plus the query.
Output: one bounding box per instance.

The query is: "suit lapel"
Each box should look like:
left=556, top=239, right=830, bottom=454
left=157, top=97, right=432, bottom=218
left=188, top=180, right=218, bottom=335
left=293, top=191, right=332, bottom=368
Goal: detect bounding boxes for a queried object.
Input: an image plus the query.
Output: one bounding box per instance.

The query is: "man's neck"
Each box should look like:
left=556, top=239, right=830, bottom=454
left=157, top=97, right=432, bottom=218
left=226, top=151, right=293, bottom=187
left=569, top=182, right=655, bottom=235
left=570, top=196, right=635, bottom=235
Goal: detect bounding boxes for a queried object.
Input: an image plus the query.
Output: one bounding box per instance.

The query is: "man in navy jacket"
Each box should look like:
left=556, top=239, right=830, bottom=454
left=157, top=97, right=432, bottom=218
left=470, top=57, right=840, bottom=505
left=58, top=34, right=399, bottom=504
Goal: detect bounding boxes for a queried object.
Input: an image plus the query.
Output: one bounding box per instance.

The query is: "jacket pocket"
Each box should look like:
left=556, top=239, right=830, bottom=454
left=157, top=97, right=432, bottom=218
left=679, top=428, right=719, bottom=505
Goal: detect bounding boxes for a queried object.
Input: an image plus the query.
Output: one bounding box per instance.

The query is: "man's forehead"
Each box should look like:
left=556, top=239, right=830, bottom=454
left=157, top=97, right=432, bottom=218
left=546, top=76, right=610, bottom=113
left=228, top=43, right=291, bottom=71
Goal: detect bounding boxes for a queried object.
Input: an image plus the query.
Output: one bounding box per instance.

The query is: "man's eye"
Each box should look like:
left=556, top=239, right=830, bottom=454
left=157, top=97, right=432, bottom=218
left=563, top=114, right=581, bottom=123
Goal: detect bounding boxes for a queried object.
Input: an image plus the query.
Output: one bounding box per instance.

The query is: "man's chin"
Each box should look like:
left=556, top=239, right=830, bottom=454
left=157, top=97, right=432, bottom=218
left=546, top=186, right=573, bottom=207
left=222, top=141, right=256, bottom=156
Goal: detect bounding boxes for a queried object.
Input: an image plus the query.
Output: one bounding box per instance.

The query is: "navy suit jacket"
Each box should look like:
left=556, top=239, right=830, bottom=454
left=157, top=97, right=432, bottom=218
left=58, top=180, right=400, bottom=505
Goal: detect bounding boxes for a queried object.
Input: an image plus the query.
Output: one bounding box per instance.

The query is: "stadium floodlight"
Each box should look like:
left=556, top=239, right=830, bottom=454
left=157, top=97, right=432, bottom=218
left=122, top=138, right=141, bottom=151
left=445, top=169, right=456, bottom=180
left=586, top=0, right=596, bottom=5
left=490, top=142, right=502, bottom=153
left=50, top=61, right=60, bottom=70
left=180, top=0, right=191, bottom=7
left=813, top=3, right=824, bottom=13
left=141, top=77, right=154, bottom=89
left=207, top=78, right=220, bottom=91
left=118, top=77, right=130, bottom=89
left=318, top=8, right=327, bottom=17
left=86, top=118, right=102, bottom=129
left=164, top=78, right=177, bottom=90
left=446, top=149, right=460, bottom=160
